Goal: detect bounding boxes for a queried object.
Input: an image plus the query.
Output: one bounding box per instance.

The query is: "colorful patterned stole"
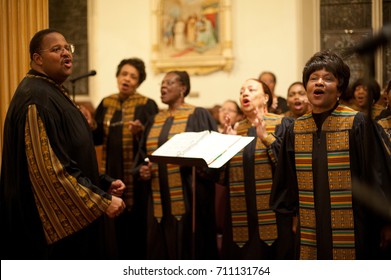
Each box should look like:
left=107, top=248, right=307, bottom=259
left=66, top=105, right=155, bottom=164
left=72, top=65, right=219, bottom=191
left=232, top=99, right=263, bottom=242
left=377, top=115, right=391, bottom=155
left=229, top=114, right=282, bottom=247
left=101, top=93, right=148, bottom=208
left=371, top=104, right=385, bottom=120
left=378, top=115, right=391, bottom=142
left=146, top=104, right=195, bottom=221
left=294, top=105, right=357, bottom=259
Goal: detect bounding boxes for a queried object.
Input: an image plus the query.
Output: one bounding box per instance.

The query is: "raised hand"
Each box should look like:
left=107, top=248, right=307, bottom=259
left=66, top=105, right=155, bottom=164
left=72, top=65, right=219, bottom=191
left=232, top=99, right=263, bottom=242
left=252, top=109, right=268, bottom=141
left=222, top=114, right=239, bottom=135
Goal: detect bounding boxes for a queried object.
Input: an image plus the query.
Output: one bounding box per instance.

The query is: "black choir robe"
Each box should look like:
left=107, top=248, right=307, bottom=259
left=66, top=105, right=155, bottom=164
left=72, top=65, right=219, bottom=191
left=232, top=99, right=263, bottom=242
left=1, top=70, right=113, bottom=259
left=220, top=115, right=295, bottom=260
left=271, top=106, right=391, bottom=259
left=93, top=93, right=158, bottom=259
left=137, top=105, right=218, bottom=260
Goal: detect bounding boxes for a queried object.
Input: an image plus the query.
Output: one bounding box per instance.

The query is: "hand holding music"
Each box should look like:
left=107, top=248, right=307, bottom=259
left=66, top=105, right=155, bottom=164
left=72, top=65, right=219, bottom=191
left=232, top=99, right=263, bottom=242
left=139, top=160, right=152, bottom=181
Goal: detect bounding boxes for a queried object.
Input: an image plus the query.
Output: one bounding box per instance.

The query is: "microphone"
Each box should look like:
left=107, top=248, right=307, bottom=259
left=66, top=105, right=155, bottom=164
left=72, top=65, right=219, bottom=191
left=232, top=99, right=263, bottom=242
left=69, top=70, right=97, bottom=83
left=350, top=24, right=391, bottom=55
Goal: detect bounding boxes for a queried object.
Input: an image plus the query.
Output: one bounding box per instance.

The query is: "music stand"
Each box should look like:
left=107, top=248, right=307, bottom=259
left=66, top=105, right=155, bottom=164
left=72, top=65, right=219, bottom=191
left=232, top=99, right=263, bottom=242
left=149, top=131, right=253, bottom=259
left=148, top=155, right=207, bottom=259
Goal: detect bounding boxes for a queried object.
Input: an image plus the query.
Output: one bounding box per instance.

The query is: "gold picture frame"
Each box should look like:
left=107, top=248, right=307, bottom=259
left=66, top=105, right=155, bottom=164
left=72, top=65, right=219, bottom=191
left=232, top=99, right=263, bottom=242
left=151, top=0, right=233, bottom=75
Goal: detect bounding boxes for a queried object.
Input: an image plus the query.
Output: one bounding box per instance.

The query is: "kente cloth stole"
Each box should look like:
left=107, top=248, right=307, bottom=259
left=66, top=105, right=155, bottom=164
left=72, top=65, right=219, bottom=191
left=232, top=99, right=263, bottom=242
left=294, top=105, right=357, bottom=259
left=371, top=104, right=384, bottom=120
left=147, top=104, right=195, bottom=221
left=378, top=116, right=391, bottom=146
left=229, top=114, right=281, bottom=247
left=101, top=93, right=148, bottom=209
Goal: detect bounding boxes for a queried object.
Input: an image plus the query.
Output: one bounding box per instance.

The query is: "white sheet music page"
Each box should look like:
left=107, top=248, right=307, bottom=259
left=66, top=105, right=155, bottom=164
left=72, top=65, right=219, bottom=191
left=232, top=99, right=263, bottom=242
left=151, top=130, right=209, bottom=157
left=151, top=130, right=254, bottom=168
left=184, top=131, right=252, bottom=167
left=206, top=133, right=254, bottom=168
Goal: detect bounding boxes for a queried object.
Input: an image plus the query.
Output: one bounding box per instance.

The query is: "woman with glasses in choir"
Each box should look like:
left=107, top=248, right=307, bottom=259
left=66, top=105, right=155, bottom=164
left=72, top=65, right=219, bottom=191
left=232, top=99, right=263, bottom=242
left=137, top=70, right=218, bottom=260
left=217, top=100, right=244, bottom=133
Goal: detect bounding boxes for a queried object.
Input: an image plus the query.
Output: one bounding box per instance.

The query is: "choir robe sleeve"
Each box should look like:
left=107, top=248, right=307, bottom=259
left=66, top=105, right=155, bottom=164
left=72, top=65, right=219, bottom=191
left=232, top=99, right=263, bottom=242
left=92, top=99, right=106, bottom=145
left=133, top=98, right=159, bottom=153
left=134, top=98, right=159, bottom=124
left=265, top=116, right=294, bottom=166
left=25, top=105, right=111, bottom=245
left=349, top=114, right=391, bottom=216
left=186, top=107, right=218, bottom=132
left=270, top=123, right=299, bottom=216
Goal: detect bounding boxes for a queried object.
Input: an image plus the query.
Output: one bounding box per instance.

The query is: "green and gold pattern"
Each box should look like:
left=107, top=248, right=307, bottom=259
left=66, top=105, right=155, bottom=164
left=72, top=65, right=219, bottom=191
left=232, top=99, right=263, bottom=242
left=294, top=105, right=357, bottom=259
left=101, top=93, right=148, bottom=209
left=229, top=114, right=282, bottom=247
left=25, top=105, right=110, bottom=244
left=147, top=104, right=195, bottom=221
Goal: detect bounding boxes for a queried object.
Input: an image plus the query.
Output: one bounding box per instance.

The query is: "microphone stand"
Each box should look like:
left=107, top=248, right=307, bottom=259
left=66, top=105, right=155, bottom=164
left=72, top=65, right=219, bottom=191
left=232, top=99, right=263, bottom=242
left=68, top=70, right=97, bottom=102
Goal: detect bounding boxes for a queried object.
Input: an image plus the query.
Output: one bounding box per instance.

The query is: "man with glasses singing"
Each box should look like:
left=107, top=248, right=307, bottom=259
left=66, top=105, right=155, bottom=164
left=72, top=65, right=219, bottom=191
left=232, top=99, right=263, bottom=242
left=0, top=29, right=126, bottom=259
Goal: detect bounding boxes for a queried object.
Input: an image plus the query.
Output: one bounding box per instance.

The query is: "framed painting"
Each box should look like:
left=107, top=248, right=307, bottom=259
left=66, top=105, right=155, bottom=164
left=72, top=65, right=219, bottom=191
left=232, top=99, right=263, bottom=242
left=151, top=0, right=233, bottom=75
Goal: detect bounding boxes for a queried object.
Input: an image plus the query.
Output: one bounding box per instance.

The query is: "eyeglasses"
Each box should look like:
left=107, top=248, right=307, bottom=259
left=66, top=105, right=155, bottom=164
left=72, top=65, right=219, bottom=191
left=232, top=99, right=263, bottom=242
left=160, top=79, right=178, bottom=86
left=39, top=44, right=75, bottom=54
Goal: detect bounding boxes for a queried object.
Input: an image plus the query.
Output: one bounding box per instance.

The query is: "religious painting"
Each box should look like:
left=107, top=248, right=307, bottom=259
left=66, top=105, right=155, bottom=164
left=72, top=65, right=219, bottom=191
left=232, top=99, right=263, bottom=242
left=151, top=0, right=233, bottom=75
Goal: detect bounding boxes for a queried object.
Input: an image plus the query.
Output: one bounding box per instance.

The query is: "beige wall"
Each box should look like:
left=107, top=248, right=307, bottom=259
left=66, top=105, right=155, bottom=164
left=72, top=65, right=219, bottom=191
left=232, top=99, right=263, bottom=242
left=87, top=0, right=319, bottom=109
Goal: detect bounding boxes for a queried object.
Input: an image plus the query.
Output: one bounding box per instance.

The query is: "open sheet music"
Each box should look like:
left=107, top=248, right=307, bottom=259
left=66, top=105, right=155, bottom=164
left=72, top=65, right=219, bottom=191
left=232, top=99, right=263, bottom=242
left=150, top=130, right=254, bottom=168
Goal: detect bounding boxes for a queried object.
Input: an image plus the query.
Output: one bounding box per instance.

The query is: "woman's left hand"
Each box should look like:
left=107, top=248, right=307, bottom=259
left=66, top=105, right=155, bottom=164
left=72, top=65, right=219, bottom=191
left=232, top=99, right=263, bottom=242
left=253, top=109, right=268, bottom=141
